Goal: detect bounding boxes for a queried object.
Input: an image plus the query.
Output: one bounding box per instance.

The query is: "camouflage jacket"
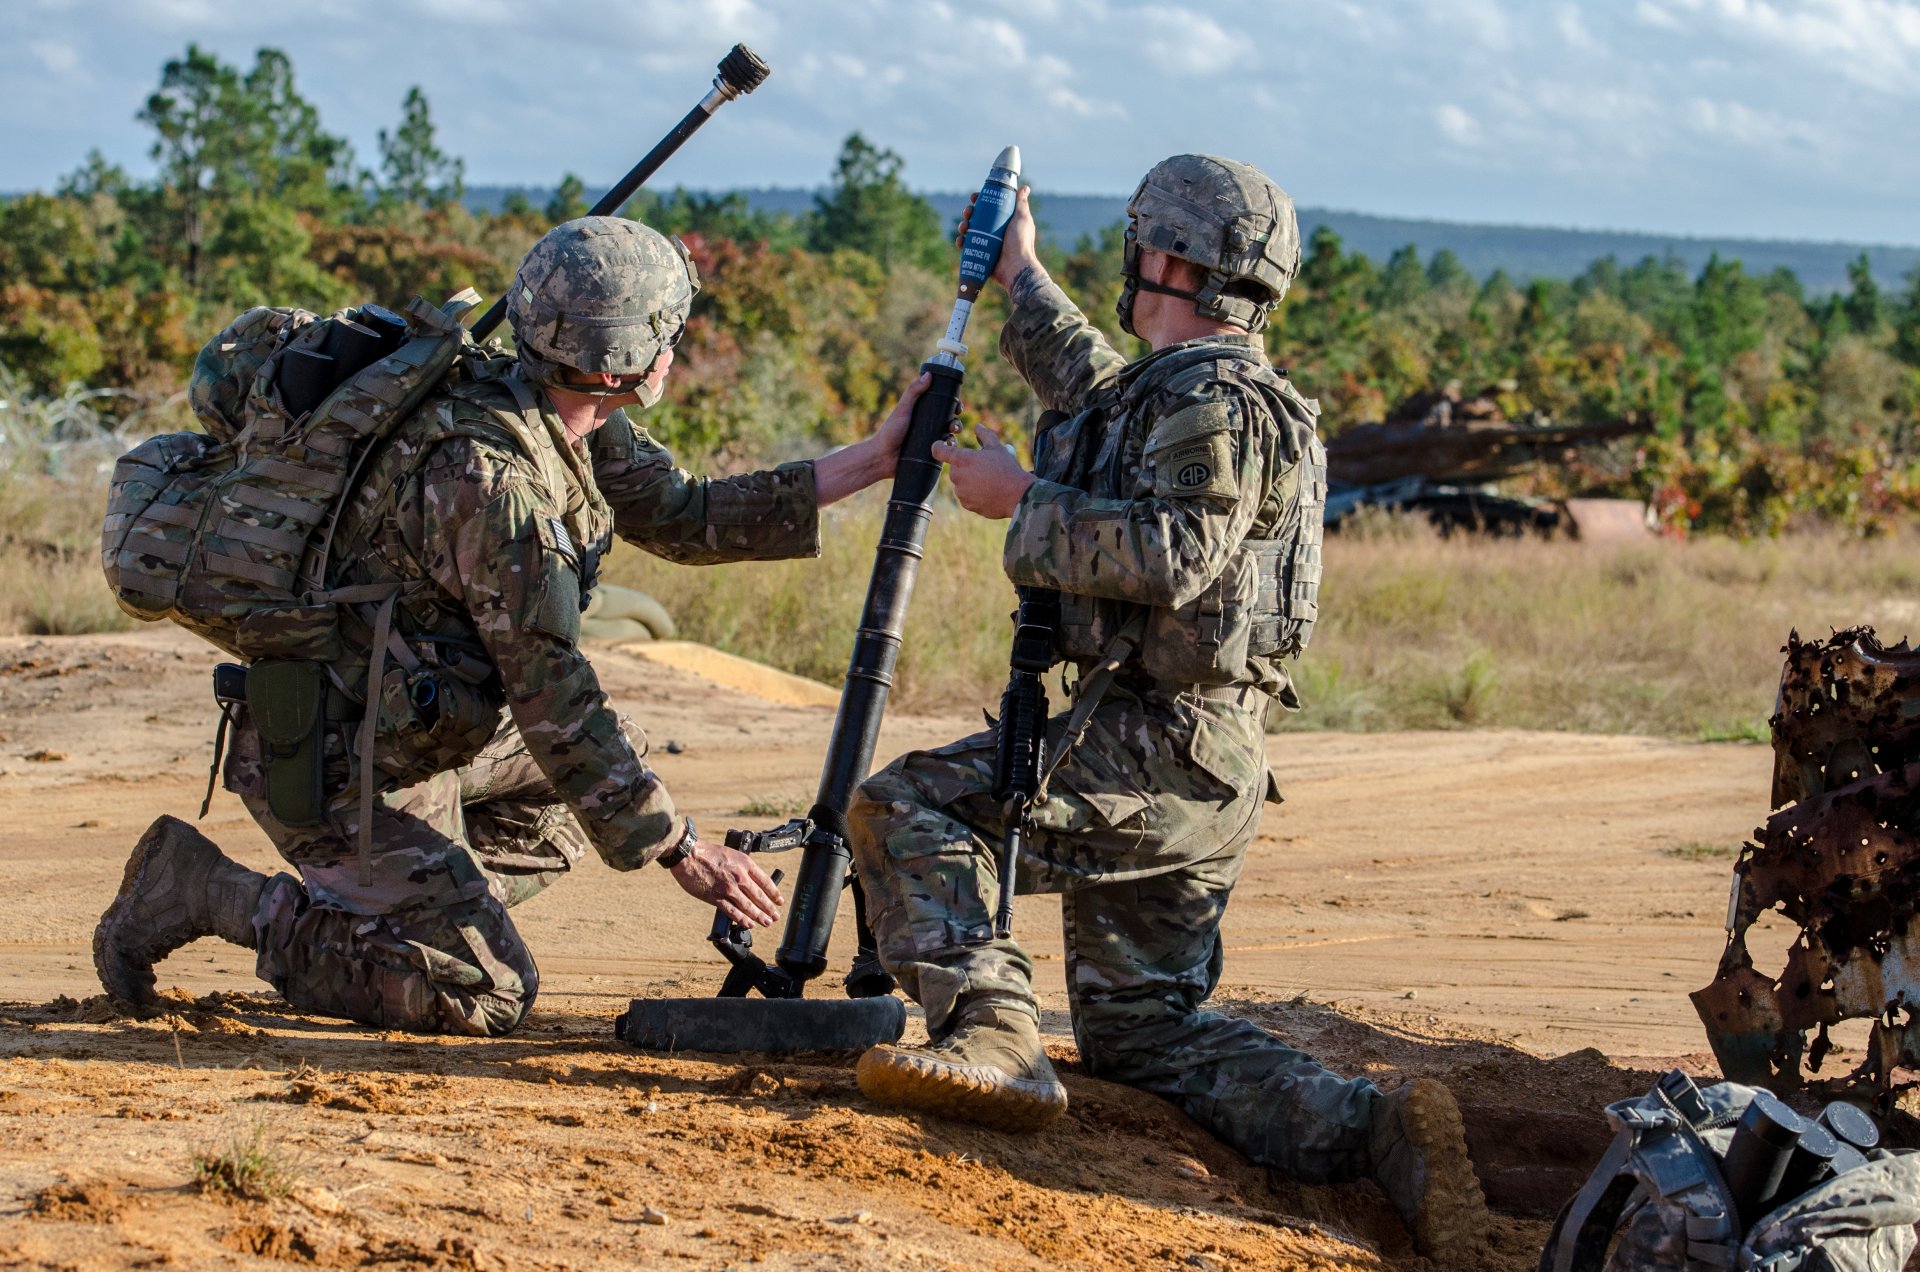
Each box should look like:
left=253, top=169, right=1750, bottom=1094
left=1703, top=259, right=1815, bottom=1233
left=998, top=278, right=1322, bottom=697
left=325, top=375, right=821, bottom=870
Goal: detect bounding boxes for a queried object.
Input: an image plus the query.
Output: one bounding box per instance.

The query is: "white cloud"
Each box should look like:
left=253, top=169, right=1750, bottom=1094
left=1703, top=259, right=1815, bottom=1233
left=1435, top=103, right=1483, bottom=146
left=1557, top=5, right=1601, bottom=50
left=1684, top=95, right=1827, bottom=148
left=1429, top=0, right=1516, bottom=50
left=29, top=40, right=78, bottom=73
left=1657, top=0, right=1920, bottom=94
left=0, top=0, right=1913, bottom=243
left=1130, top=6, right=1248, bottom=75
left=1634, top=1, right=1684, bottom=30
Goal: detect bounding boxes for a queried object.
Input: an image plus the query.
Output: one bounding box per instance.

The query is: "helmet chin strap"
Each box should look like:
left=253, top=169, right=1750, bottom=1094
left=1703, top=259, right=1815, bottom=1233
left=525, top=352, right=668, bottom=410
left=1116, top=268, right=1208, bottom=337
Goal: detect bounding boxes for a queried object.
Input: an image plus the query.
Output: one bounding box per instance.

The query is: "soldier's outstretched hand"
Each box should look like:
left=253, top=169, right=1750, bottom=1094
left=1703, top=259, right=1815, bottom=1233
left=933, top=422, right=1036, bottom=520
left=813, top=372, right=945, bottom=505
left=668, top=837, right=785, bottom=927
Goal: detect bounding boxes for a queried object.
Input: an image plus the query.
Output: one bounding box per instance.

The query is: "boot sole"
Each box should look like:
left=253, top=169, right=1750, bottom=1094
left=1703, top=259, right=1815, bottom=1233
left=856, top=1045, right=1068, bottom=1132
left=1397, top=1078, right=1491, bottom=1262
left=91, top=816, right=194, bottom=1013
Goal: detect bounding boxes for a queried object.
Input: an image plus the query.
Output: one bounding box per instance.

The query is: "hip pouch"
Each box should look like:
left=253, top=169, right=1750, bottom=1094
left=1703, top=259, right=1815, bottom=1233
left=246, top=659, right=327, bottom=826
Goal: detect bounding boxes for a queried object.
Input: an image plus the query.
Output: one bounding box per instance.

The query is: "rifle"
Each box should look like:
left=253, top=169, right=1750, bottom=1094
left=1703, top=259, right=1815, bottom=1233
left=990, top=587, right=1060, bottom=936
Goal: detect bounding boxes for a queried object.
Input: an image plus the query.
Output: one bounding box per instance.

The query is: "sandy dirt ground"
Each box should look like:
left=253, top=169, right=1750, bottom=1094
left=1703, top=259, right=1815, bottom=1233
left=0, top=627, right=1843, bottom=1270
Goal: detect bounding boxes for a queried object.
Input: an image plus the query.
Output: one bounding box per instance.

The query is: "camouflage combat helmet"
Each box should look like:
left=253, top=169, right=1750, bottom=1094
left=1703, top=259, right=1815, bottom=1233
left=507, top=216, right=699, bottom=396
left=1118, top=154, right=1300, bottom=336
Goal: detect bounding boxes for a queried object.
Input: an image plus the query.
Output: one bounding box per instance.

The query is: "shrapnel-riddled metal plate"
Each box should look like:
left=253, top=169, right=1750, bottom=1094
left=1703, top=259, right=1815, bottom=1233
left=1692, top=627, right=1920, bottom=1098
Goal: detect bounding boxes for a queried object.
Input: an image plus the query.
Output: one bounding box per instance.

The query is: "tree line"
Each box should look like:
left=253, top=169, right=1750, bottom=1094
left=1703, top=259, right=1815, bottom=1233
left=2, top=45, right=1917, bottom=535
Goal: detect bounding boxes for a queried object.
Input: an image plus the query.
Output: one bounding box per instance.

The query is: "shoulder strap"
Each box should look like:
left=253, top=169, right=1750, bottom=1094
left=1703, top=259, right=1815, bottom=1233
left=1547, top=1095, right=1742, bottom=1272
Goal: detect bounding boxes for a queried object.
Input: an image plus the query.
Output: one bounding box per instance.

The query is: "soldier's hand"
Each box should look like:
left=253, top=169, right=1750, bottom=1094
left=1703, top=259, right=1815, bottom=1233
left=933, top=423, right=1036, bottom=520
left=668, top=837, right=784, bottom=927
left=958, top=186, right=1042, bottom=294
left=869, top=371, right=940, bottom=478
left=813, top=372, right=950, bottom=506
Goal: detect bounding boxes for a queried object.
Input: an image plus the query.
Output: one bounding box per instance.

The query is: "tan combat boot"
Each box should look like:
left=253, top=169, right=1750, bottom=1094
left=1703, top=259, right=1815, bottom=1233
left=1369, top=1077, right=1492, bottom=1263
left=93, top=815, right=269, bottom=1012
left=856, top=1001, right=1068, bottom=1131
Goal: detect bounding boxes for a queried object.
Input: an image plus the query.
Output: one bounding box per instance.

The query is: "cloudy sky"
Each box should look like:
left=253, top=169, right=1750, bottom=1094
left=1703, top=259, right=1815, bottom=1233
left=4, top=0, right=1917, bottom=245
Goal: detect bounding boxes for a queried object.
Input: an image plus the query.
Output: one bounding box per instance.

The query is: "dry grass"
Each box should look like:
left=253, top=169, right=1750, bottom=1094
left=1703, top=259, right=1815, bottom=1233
left=0, top=370, right=184, bottom=636
left=605, top=486, right=1015, bottom=715
left=610, top=491, right=1920, bottom=739
left=190, top=1119, right=300, bottom=1201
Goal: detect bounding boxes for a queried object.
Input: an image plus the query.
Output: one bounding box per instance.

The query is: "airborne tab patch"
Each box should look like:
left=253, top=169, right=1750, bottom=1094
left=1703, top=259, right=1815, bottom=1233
left=1145, top=400, right=1239, bottom=500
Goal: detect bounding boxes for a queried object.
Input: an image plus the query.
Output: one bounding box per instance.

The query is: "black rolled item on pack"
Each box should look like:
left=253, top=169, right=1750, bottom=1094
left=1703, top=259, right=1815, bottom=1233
left=276, top=349, right=338, bottom=420
left=1721, top=1091, right=1808, bottom=1231
left=467, top=44, right=771, bottom=343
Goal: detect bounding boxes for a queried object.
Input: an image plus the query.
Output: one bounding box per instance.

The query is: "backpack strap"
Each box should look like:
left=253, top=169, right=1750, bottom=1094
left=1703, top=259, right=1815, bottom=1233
left=312, top=579, right=427, bottom=887
left=1550, top=1125, right=1642, bottom=1272
left=1548, top=1095, right=1742, bottom=1272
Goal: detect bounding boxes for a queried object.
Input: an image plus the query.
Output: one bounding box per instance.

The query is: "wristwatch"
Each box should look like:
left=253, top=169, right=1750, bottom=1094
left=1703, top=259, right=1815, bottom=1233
left=655, top=817, right=698, bottom=869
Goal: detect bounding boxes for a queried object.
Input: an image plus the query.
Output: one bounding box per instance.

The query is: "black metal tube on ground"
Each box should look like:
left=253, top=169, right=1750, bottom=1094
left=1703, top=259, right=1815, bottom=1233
left=1722, top=1092, right=1808, bottom=1231
left=771, top=363, right=965, bottom=984
left=468, top=44, right=769, bottom=343
left=1772, top=1122, right=1840, bottom=1208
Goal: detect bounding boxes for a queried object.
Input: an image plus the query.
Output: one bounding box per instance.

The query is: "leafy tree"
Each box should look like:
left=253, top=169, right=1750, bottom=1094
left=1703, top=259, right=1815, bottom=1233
left=1375, top=245, right=1430, bottom=310
left=376, top=86, right=464, bottom=208
left=625, top=188, right=804, bottom=251
left=807, top=134, right=947, bottom=273
left=1840, top=254, right=1887, bottom=338
left=138, top=45, right=352, bottom=285
left=1896, top=266, right=1920, bottom=365
left=545, top=174, right=588, bottom=225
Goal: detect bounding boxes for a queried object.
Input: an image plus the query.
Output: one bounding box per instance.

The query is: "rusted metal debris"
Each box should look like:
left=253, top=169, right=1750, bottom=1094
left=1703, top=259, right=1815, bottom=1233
left=1692, top=626, right=1920, bottom=1100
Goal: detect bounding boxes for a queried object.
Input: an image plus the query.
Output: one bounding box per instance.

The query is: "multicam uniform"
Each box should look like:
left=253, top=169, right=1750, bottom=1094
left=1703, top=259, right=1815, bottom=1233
left=224, top=382, right=818, bottom=1036
left=847, top=278, right=1379, bottom=1182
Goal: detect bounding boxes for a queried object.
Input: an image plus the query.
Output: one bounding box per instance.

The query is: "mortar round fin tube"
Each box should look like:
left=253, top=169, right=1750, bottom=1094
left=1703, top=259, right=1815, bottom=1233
left=774, top=146, right=1023, bottom=986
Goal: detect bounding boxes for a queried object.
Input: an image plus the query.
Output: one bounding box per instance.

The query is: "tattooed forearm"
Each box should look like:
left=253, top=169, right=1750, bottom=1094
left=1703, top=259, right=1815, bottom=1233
left=1006, top=263, right=1051, bottom=309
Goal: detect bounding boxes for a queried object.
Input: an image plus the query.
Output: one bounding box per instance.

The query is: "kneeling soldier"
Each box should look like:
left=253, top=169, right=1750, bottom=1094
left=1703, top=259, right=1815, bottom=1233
left=95, top=217, right=923, bottom=1036
left=847, top=157, right=1490, bottom=1261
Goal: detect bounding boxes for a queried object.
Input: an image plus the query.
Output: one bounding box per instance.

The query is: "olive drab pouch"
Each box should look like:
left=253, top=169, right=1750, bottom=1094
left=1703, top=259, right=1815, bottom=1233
left=246, top=659, right=327, bottom=827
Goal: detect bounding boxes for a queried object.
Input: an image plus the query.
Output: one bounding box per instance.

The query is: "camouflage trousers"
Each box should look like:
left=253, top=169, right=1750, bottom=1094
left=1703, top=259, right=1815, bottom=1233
left=848, top=684, right=1378, bottom=1183
left=226, top=713, right=629, bottom=1037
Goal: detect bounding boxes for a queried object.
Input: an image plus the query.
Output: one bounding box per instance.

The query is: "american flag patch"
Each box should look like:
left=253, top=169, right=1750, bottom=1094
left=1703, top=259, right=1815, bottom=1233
left=548, top=517, right=574, bottom=558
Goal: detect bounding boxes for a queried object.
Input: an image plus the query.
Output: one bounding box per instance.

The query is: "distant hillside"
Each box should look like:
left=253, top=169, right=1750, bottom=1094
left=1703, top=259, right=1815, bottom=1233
left=468, top=184, right=1919, bottom=296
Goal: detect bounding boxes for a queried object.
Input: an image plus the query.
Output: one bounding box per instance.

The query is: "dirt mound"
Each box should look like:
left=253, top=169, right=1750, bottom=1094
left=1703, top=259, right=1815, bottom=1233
left=614, top=638, right=842, bottom=708
left=1, top=994, right=1414, bottom=1270
left=29, top=1180, right=124, bottom=1223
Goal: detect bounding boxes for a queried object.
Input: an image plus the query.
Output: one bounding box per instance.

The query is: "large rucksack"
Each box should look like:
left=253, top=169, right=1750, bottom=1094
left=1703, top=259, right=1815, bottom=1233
left=1541, top=1074, right=1920, bottom=1272
left=102, top=292, right=479, bottom=661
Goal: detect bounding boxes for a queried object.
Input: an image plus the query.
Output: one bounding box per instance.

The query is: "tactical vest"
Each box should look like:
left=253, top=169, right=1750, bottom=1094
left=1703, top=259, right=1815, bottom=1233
left=316, top=364, right=616, bottom=796
left=1542, top=1078, right=1920, bottom=1272
left=1033, top=341, right=1324, bottom=686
